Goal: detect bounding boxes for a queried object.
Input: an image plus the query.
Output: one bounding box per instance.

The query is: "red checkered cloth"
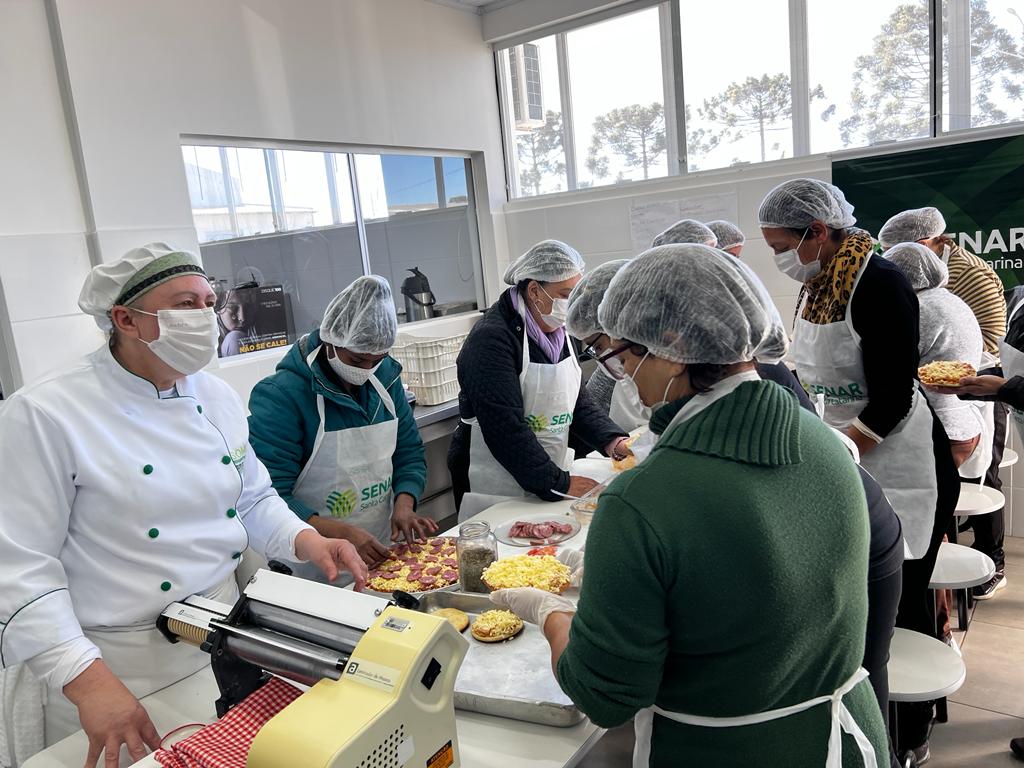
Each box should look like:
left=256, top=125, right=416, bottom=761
left=154, top=678, right=302, bottom=768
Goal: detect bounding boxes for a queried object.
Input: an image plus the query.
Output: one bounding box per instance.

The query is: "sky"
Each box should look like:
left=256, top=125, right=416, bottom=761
left=512, top=0, right=1024, bottom=196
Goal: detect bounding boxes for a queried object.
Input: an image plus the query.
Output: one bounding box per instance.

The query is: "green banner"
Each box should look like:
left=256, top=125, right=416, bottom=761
left=832, top=134, right=1024, bottom=289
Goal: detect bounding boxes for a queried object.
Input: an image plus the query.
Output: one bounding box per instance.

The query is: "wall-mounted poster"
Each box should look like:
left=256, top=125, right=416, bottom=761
left=215, top=283, right=291, bottom=357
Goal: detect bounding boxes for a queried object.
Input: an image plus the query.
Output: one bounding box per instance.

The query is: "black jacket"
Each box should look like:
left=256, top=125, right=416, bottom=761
left=448, top=289, right=626, bottom=506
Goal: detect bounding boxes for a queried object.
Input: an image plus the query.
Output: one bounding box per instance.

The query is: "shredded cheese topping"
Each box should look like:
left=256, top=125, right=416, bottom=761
left=471, top=610, right=523, bottom=638
left=482, top=555, right=571, bottom=593
left=919, top=360, right=976, bottom=386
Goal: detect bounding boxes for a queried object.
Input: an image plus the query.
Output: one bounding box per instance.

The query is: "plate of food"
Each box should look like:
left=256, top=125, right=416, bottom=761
left=919, top=360, right=976, bottom=389
left=364, top=536, right=461, bottom=596
left=492, top=514, right=580, bottom=547
left=481, top=554, right=572, bottom=594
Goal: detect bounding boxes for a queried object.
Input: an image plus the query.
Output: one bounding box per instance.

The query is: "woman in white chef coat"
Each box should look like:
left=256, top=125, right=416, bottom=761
left=0, top=243, right=366, bottom=767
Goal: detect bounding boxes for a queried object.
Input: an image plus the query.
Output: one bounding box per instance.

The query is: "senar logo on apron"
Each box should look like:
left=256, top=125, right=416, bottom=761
left=527, top=412, right=573, bottom=433
left=326, top=488, right=359, bottom=518
left=805, top=381, right=866, bottom=406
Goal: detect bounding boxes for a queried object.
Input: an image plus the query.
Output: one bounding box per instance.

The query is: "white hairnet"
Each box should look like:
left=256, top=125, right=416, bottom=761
left=598, top=244, right=788, bottom=365
left=652, top=219, right=718, bottom=248
left=878, top=207, right=946, bottom=249
left=320, top=275, right=398, bottom=354
left=565, top=259, right=630, bottom=340
left=883, top=242, right=949, bottom=291
left=78, top=243, right=206, bottom=331
left=706, top=220, right=746, bottom=250
left=757, top=178, right=857, bottom=230
left=503, top=240, right=585, bottom=285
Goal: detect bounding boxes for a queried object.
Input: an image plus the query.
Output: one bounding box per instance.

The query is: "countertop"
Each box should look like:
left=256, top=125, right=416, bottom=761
left=412, top=398, right=460, bottom=428
left=23, top=469, right=616, bottom=768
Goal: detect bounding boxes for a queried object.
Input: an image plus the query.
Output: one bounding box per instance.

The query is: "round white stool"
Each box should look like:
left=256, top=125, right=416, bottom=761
left=1000, top=448, right=1019, bottom=469
left=956, top=483, right=1004, bottom=516
left=888, top=628, right=967, bottom=764
left=929, top=542, right=996, bottom=590
left=888, top=628, right=966, bottom=703
left=930, top=542, right=996, bottom=632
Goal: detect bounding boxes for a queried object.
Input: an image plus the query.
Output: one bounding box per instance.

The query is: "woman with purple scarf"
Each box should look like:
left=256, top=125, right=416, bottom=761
left=448, top=240, right=629, bottom=520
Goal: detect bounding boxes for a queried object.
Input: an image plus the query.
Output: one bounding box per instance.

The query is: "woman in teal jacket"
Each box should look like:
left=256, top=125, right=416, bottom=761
left=248, top=276, right=431, bottom=579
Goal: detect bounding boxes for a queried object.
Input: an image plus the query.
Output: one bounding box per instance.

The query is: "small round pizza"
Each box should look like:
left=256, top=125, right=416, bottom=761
left=432, top=608, right=470, bottom=633
left=471, top=610, right=524, bottom=643
left=482, top=555, right=571, bottom=594
left=366, top=536, right=459, bottom=594
left=919, top=360, right=976, bottom=387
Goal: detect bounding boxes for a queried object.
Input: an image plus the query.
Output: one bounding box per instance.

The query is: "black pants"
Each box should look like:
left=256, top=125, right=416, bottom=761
left=894, top=412, right=960, bottom=751
left=865, top=568, right=903, bottom=767
left=965, top=402, right=1007, bottom=570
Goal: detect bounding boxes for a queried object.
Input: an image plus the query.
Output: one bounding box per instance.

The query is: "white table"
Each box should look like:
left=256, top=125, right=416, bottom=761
left=23, top=491, right=605, bottom=768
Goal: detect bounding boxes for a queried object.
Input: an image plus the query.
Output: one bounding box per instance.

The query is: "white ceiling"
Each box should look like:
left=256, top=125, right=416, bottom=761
left=423, top=0, right=518, bottom=14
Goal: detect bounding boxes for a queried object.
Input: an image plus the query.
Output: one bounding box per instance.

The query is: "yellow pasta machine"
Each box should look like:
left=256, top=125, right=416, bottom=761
left=158, top=568, right=468, bottom=768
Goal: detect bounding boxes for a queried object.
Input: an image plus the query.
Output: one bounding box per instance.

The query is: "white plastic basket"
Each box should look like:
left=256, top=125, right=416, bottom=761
left=391, top=332, right=469, bottom=374
left=403, top=365, right=458, bottom=388
left=411, top=378, right=461, bottom=406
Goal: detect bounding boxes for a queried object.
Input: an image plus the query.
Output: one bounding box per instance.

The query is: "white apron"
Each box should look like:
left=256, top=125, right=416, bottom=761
left=609, top=379, right=651, bottom=432
left=633, top=669, right=878, bottom=768
left=461, top=318, right=581, bottom=522
left=288, top=347, right=398, bottom=585
left=32, top=576, right=238, bottom=753
left=1000, top=301, right=1024, bottom=445
left=633, top=374, right=878, bottom=768
left=791, top=253, right=938, bottom=560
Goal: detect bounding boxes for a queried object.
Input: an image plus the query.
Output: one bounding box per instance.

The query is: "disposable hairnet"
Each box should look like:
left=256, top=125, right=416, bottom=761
left=883, top=242, right=949, bottom=291
left=599, top=244, right=788, bottom=365
left=320, top=275, right=398, bottom=354
left=652, top=219, right=718, bottom=248
left=878, top=207, right=946, bottom=248
left=503, top=240, right=585, bottom=285
left=757, top=178, right=857, bottom=230
left=78, top=243, right=206, bottom=331
left=706, top=220, right=746, bottom=250
left=565, top=259, right=630, bottom=340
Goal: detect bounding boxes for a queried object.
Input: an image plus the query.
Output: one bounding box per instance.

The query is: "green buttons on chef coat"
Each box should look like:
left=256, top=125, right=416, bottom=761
left=231, top=551, right=242, bottom=560
left=226, top=508, right=237, bottom=518
left=143, top=464, right=154, bottom=475
left=221, top=455, right=231, bottom=465
left=148, top=528, right=159, bottom=539
left=196, top=405, right=203, bottom=414
left=160, top=581, right=172, bottom=592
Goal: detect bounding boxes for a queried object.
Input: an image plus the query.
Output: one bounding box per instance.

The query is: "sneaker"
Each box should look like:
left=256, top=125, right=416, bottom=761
left=912, top=742, right=931, bottom=765
left=1011, top=736, right=1024, bottom=760
left=973, top=571, right=1007, bottom=600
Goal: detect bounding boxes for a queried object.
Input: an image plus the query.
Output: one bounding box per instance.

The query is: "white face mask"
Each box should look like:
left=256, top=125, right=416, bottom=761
left=627, top=352, right=679, bottom=409
left=133, top=308, right=218, bottom=376
left=941, top=243, right=951, bottom=263
left=536, top=285, right=569, bottom=329
left=328, top=352, right=381, bottom=387
left=773, top=230, right=823, bottom=283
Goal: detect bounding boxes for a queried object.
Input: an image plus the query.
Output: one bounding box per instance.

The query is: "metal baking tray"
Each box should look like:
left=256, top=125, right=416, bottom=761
left=414, top=591, right=584, bottom=727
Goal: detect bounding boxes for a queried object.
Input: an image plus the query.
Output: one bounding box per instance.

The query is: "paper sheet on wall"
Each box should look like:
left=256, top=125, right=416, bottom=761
left=629, top=192, right=739, bottom=253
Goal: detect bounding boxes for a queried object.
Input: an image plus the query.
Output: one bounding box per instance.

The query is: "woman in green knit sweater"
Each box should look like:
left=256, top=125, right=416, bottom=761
left=491, top=244, right=887, bottom=767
